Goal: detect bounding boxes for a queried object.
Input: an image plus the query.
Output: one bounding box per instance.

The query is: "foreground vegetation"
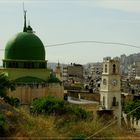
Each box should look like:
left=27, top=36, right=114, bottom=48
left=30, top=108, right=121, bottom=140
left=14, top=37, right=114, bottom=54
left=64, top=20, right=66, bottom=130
left=0, top=96, right=134, bottom=139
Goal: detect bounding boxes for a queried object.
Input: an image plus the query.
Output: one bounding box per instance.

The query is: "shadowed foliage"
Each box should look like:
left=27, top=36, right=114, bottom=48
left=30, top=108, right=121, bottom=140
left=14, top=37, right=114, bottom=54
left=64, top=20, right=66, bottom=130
left=124, top=100, right=140, bottom=121
left=0, top=72, right=15, bottom=98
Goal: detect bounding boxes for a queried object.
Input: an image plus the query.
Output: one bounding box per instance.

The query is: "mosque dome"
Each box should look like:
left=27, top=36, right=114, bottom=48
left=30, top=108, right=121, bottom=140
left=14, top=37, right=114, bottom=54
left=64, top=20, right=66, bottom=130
left=5, top=30, right=45, bottom=61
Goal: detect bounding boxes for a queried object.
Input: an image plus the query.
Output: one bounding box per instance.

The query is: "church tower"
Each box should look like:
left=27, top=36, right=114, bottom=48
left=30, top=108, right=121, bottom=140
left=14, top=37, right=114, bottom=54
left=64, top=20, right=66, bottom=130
left=100, top=57, right=121, bottom=121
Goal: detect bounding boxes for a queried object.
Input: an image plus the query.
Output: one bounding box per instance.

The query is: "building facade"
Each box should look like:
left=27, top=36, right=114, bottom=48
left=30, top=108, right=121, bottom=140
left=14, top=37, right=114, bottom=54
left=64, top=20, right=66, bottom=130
left=63, top=63, right=84, bottom=84
left=100, top=57, right=121, bottom=124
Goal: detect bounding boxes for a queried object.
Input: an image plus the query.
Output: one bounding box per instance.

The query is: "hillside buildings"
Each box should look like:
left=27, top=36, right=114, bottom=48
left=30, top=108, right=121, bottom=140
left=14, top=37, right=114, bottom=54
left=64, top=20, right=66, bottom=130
left=83, top=62, right=103, bottom=92
left=63, top=63, right=84, bottom=84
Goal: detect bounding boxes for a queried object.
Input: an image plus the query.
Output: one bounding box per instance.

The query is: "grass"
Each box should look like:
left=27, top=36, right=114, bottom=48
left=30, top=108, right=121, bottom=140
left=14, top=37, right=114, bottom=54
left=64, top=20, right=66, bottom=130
left=13, top=106, right=128, bottom=139
left=0, top=99, right=134, bottom=139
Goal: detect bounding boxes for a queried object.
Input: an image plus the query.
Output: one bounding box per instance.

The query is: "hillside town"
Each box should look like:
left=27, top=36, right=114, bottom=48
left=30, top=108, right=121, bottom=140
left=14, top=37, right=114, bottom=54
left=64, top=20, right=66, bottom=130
left=0, top=1, right=140, bottom=139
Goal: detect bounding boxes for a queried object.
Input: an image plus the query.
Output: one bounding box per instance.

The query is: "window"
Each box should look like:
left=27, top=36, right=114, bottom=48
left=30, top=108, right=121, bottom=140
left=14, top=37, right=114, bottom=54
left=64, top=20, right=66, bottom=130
left=105, top=64, right=107, bottom=73
left=103, top=79, right=107, bottom=85
left=112, top=97, right=116, bottom=106
left=113, top=64, right=116, bottom=74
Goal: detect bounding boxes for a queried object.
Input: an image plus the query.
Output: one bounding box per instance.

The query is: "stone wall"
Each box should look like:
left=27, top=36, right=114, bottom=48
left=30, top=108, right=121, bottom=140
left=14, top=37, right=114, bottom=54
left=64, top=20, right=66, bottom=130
left=8, top=84, right=64, bottom=104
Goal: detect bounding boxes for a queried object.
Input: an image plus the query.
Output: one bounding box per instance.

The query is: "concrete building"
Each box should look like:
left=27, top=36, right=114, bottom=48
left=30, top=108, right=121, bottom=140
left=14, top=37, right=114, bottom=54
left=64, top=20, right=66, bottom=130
left=63, top=63, right=84, bottom=84
left=90, top=62, right=103, bottom=80
left=135, top=62, right=140, bottom=79
left=128, top=63, right=136, bottom=80
left=83, top=63, right=102, bottom=92
left=62, top=66, right=68, bottom=81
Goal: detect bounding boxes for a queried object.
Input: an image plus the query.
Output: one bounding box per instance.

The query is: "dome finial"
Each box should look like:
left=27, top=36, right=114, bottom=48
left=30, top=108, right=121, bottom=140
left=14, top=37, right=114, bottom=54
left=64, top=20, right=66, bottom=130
left=23, top=2, right=27, bottom=32
left=27, top=19, right=34, bottom=33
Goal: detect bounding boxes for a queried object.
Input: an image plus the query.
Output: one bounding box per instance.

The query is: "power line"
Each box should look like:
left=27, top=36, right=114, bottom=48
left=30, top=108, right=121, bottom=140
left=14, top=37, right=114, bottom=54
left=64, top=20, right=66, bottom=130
left=0, top=41, right=140, bottom=51
left=45, top=41, right=140, bottom=49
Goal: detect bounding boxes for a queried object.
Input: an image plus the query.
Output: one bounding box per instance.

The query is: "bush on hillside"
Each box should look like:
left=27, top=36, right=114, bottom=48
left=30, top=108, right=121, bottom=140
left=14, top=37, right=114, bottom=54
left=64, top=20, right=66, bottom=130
left=0, top=73, right=15, bottom=99
left=0, top=113, right=9, bottom=136
left=30, top=96, right=92, bottom=120
left=31, top=96, right=65, bottom=115
left=4, top=96, right=20, bottom=107
left=124, top=100, right=140, bottom=121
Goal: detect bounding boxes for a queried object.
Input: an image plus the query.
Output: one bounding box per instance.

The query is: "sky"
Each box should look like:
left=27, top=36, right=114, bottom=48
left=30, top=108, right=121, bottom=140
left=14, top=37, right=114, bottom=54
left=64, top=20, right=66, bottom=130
left=0, top=0, right=140, bottom=64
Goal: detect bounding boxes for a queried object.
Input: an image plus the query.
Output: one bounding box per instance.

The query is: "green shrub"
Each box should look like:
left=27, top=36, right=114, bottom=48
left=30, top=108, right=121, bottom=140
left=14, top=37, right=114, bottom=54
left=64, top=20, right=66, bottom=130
left=30, top=96, right=92, bottom=120
left=72, top=107, right=89, bottom=120
left=31, top=96, right=65, bottom=115
left=0, top=113, right=9, bottom=136
left=124, top=100, right=140, bottom=121
left=4, top=96, right=20, bottom=107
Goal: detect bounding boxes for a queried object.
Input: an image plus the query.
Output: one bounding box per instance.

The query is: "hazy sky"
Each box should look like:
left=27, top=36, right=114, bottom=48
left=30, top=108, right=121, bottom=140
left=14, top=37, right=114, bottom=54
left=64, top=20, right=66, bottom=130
left=0, top=0, right=140, bottom=64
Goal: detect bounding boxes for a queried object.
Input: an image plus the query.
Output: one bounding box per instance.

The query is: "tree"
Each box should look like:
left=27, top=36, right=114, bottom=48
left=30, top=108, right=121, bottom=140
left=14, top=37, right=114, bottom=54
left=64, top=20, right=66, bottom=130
left=0, top=72, right=15, bottom=99
left=124, top=100, right=140, bottom=121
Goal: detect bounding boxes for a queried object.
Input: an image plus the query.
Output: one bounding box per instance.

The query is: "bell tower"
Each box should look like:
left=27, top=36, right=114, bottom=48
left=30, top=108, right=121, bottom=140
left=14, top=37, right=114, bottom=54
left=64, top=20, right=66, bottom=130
left=100, top=57, right=121, bottom=125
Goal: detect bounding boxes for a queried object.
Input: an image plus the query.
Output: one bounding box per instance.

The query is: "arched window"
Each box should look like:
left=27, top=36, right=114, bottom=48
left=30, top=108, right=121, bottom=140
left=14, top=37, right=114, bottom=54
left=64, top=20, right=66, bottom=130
left=103, top=79, right=107, bottom=85
left=112, top=97, right=116, bottom=106
left=105, top=64, right=107, bottom=73
left=113, top=64, right=116, bottom=74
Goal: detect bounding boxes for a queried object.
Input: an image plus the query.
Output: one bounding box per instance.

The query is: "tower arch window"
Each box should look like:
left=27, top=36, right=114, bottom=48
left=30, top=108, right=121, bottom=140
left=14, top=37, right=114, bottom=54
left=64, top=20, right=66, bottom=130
left=105, top=64, right=107, bottom=73
left=112, top=96, right=116, bottom=106
left=103, top=79, right=107, bottom=85
left=113, top=64, right=116, bottom=74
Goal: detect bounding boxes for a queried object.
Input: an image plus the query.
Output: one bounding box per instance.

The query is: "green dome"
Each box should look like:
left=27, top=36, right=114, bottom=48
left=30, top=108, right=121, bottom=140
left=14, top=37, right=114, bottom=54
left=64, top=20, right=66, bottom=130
left=5, top=32, right=45, bottom=60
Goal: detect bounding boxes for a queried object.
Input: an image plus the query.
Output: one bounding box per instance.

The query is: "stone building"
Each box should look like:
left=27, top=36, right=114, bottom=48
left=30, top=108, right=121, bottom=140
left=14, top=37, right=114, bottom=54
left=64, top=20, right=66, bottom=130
left=90, top=62, right=103, bottom=80
left=128, top=63, right=136, bottom=80
left=63, top=63, right=84, bottom=84
left=0, top=10, right=63, bottom=104
left=135, top=61, right=140, bottom=80
left=100, top=57, right=121, bottom=125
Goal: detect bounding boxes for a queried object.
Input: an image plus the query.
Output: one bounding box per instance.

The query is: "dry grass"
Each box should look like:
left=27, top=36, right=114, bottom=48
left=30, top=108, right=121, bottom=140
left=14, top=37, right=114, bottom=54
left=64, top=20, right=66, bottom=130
left=0, top=102, right=136, bottom=139
left=13, top=107, right=129, bottom=139
left=15, top=108, right=59, bottom=138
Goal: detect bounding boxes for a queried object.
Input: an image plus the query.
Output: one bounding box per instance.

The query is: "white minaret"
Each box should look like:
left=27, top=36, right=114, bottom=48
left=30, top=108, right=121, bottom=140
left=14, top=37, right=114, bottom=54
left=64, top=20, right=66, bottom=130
left=100, top=57, right=121, bottom=126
